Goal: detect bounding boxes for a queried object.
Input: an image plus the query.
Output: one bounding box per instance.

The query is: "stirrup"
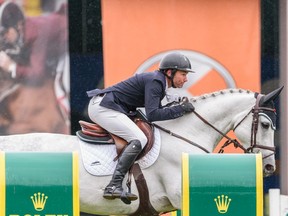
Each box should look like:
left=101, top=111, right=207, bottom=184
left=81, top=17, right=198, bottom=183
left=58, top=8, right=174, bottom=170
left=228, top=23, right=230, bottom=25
left=103, top=186, right=138, bottom=204
left=120, top=191, right=138, bottom=205
left=103, top=186, right=121, bottom=200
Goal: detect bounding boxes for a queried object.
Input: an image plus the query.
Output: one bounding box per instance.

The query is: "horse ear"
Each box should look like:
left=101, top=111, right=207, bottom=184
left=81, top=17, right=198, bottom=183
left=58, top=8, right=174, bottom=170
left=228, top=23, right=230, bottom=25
left=260, top=86, right=284, bottom=105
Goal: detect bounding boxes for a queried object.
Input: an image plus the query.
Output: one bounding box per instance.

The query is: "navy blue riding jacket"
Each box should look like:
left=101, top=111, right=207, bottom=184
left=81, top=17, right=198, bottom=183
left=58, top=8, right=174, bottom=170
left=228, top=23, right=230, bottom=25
left=87, top=70, right=185, bottom=122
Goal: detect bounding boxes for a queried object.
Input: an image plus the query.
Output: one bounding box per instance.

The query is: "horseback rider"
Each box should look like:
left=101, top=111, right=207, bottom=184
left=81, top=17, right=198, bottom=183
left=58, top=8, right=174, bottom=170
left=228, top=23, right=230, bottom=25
left=0, top=1, right=69, bottom=134
left=87, top=52, right=195, bottom=202
left=0, top=1, right=68, bottom=80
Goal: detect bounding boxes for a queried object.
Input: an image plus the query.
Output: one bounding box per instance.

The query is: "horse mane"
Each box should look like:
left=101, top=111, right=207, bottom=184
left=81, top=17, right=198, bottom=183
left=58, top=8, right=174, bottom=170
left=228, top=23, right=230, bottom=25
left=190, top=88, right=254, bottom=103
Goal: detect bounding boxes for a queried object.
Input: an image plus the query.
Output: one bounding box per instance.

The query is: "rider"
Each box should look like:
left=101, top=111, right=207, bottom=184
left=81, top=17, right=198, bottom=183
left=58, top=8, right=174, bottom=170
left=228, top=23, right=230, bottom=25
left=0, top=1, right=68, bottom=80
left=87, top=52, right=195, bottom=202
left=0, top=1, right=69, bottom=134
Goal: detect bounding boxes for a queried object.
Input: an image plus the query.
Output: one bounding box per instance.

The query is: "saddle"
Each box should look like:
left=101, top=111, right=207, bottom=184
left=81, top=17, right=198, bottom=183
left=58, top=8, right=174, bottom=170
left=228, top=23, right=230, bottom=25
left=77, top=117, right=160, bottom=213
left=77, top=117, right=155, bottom=160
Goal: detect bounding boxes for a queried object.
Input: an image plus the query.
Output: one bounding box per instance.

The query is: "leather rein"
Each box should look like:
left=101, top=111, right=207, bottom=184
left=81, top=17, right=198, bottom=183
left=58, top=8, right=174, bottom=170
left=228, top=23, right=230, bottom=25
left=153, top=94, right=276, bottom=158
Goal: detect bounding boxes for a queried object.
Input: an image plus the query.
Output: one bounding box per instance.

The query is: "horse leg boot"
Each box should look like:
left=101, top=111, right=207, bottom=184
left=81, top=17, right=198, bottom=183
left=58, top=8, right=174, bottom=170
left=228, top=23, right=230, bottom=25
left=103, top=139, right=142, bottom=202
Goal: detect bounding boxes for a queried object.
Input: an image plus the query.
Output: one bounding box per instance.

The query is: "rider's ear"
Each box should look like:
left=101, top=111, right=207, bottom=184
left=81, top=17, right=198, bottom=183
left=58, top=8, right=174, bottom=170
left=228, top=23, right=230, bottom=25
left=166, top=69, right=172, bottom=76
left=260, top=86, right=284, bottom=105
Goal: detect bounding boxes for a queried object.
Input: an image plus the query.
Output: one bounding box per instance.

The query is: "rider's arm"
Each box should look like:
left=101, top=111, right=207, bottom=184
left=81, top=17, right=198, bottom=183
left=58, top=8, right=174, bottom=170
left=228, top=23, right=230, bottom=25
left=144, top=80, right=185, bottom=122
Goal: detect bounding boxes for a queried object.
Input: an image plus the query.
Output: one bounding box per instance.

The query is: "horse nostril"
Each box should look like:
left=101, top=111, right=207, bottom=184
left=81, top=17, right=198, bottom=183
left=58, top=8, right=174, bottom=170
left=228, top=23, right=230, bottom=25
left=265, top=164, right=275, bottom=173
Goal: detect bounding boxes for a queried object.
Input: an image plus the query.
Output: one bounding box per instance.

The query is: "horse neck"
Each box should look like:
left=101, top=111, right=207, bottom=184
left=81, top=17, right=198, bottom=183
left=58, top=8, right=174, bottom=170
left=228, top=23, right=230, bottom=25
left=158, top=89, right=256, bottom=152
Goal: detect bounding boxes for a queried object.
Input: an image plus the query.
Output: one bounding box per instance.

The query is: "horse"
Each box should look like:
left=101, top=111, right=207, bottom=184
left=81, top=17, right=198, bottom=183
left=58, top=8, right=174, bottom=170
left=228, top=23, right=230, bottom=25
left=0, top=87, right=283, bottom=216
left=0, top=75, right=69, bottom=135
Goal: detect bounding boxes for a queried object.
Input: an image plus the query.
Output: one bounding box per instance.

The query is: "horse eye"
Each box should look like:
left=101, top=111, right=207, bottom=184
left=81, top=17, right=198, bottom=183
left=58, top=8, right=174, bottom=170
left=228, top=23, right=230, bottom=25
left=261, top=122, right=270, bottom=129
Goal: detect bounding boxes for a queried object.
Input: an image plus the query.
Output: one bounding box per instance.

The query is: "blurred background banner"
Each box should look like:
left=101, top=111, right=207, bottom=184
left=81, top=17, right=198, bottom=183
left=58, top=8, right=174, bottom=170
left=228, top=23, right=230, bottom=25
left=0, top=0, right=70, bottom=135
left=101, top=0, right=260, bottom=95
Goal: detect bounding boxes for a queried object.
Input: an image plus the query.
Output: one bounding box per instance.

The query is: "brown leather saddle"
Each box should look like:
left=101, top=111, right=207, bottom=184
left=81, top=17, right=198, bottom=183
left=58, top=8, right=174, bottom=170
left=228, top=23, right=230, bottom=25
left=76, top=118, right=155, bottom=160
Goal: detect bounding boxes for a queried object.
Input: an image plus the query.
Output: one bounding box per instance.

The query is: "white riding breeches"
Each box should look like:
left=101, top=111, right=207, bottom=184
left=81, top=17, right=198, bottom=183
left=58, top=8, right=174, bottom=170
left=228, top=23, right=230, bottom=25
left=88, top=95, right=147, bottom=148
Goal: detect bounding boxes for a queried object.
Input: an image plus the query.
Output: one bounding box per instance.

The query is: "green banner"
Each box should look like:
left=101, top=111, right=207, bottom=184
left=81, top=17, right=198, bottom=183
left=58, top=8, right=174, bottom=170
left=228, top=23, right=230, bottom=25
left=0, top=152, right=79, bottom=216
left=182, top=153, right=263, bottom=216
left=171, top=210, right=182, bottom=216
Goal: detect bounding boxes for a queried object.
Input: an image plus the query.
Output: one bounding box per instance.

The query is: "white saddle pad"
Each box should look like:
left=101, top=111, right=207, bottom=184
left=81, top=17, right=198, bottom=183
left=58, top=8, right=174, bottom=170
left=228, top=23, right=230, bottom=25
left=79, top=128, right=161, bottom=176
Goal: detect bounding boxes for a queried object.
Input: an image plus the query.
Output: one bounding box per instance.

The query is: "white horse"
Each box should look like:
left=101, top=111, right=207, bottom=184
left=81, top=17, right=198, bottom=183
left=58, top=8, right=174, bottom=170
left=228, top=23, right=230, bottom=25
left=0, top=87, right=283, bottom=216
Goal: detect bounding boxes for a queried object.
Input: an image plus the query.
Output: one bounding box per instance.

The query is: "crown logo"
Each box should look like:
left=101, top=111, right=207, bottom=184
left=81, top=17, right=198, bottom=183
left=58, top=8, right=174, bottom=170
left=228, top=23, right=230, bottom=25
left=214, top=194, right=232, bottom=214
left=31, top=192, right=48, bottom=211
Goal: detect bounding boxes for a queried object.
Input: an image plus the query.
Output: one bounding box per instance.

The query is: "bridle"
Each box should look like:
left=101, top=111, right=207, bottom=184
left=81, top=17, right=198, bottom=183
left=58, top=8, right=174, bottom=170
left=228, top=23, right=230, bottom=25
left=232, top=94, right=276, bottom=159
left=153, top=94, right=276, bottom=158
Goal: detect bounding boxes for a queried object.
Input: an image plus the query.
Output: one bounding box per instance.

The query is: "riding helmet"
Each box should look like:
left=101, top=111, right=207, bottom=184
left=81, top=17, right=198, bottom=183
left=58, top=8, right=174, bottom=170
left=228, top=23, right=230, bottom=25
left=159, top=52, right=194, bottom=73
left=0, top=1, right=24, bottom=29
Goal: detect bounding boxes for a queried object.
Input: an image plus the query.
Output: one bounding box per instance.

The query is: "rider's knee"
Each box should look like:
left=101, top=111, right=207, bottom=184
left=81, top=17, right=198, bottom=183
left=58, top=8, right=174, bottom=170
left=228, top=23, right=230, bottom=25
left=129, top=139, right=142, bottom=150
left=134, top=133, right=147, bottom=149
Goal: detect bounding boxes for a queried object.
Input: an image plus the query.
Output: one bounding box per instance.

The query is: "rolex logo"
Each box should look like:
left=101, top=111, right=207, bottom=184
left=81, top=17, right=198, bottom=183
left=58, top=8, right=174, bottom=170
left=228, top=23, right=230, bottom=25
left=31, top=192, right=48, bottom=211
left=214, top=194, right=232, bottom=214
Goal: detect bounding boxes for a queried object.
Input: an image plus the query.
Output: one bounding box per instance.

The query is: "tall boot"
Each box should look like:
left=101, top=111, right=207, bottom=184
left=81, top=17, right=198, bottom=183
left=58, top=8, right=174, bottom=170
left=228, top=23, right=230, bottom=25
left=103, top=139, right=142, bottom=201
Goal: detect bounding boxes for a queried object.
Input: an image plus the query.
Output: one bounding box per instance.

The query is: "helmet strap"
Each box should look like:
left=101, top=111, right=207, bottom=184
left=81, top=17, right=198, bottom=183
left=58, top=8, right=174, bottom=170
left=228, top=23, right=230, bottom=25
left=170, top=69, right=177, bottom=88
left=160, top=69, right=177, bottom=88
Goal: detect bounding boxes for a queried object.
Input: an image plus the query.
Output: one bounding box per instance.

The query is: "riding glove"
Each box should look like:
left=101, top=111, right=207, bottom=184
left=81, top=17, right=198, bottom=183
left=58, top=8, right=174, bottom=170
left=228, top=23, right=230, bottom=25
left=181, top=100, right=195, bottom=113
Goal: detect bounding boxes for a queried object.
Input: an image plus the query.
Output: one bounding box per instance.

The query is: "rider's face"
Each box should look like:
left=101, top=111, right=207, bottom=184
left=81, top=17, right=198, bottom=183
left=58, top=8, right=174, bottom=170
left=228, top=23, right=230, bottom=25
left=3, top=27, right=19, bottom=44
left=172, top=70, right=188, bottom=88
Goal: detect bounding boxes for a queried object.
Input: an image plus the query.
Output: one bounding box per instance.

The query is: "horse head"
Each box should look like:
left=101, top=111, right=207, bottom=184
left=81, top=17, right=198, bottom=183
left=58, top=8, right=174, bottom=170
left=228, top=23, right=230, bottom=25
left=232, top=86, right=283, bottom=177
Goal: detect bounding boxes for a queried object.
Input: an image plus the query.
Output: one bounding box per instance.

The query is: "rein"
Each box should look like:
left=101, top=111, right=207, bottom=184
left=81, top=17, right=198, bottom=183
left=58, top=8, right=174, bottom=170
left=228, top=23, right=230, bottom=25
left=152, top=123, right=210, bottom=153
left=153, top=94, right=276, bottom=157
left=192, top=110, right=247, bottom=153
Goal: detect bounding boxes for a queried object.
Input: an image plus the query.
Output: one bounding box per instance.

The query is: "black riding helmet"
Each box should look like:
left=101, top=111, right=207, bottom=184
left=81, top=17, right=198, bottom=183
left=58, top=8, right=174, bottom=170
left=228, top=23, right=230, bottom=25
left=0, top=1, right=24, bottom=29
left=159, top=52, right=194, bottom=87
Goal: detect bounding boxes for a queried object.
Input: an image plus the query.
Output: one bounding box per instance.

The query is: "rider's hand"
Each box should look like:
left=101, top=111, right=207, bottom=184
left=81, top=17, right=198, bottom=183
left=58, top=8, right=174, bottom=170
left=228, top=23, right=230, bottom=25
left=181, top=100, right=195, bottom=113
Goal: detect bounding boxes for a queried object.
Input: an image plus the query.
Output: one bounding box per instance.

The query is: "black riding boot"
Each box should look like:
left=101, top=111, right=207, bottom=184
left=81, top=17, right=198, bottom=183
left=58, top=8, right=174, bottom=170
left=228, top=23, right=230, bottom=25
left=103, top=139, right=142, bottom=202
